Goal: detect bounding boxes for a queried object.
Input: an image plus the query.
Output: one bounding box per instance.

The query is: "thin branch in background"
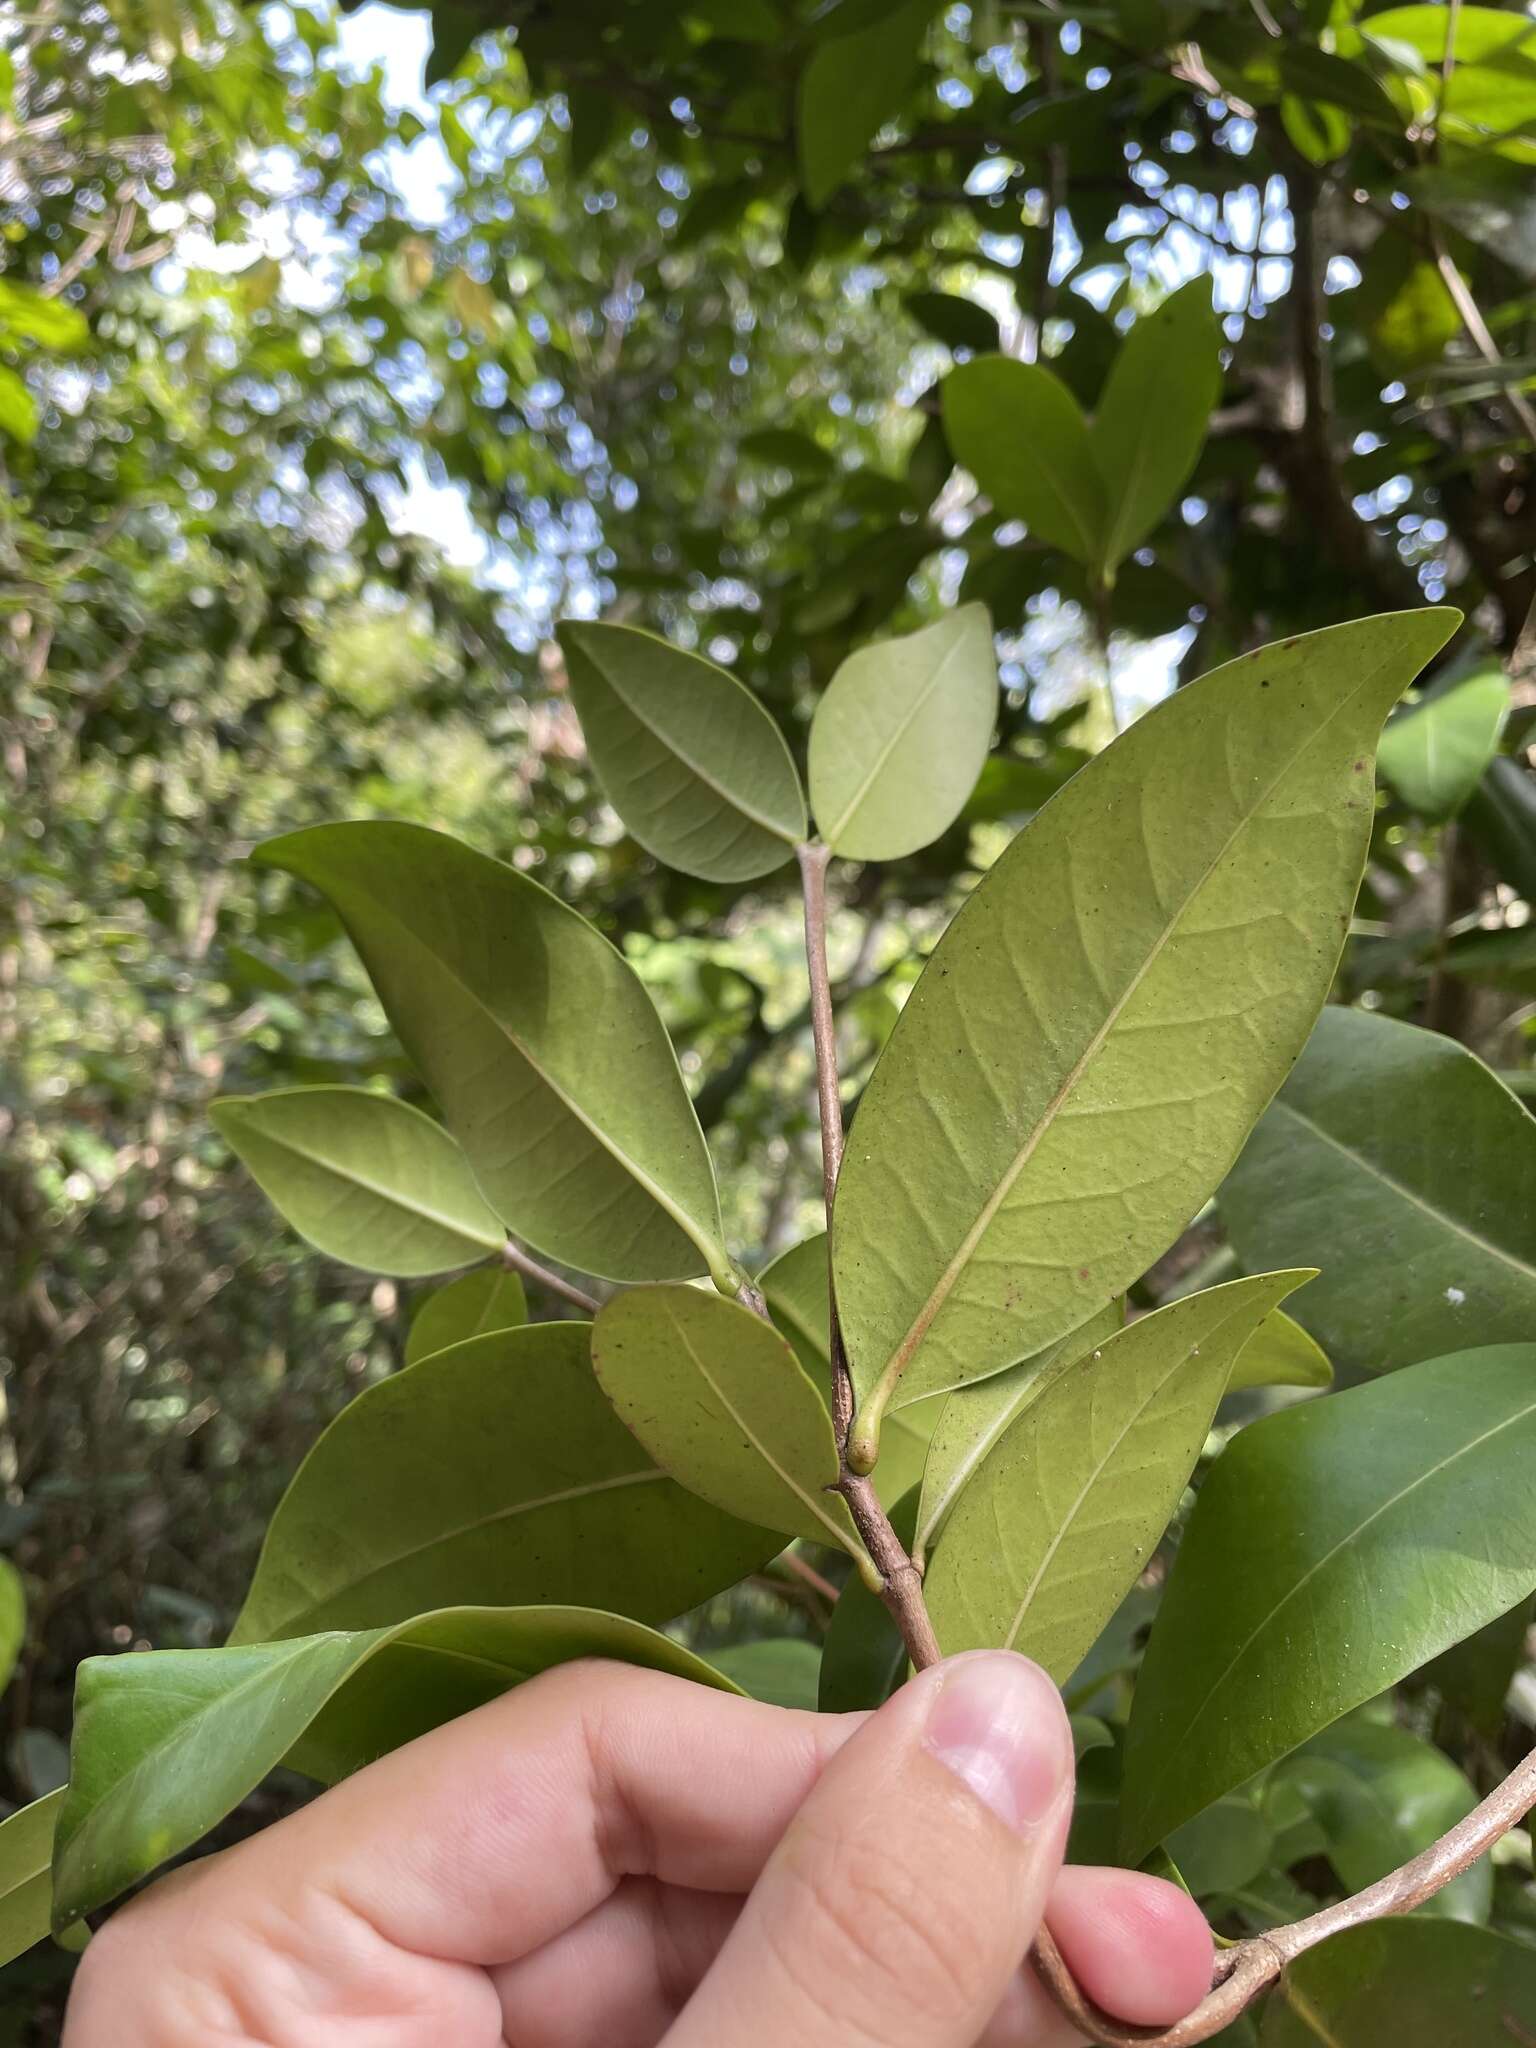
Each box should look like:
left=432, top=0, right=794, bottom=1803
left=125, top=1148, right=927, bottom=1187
left=499, top=1239, right=601, bottom=1315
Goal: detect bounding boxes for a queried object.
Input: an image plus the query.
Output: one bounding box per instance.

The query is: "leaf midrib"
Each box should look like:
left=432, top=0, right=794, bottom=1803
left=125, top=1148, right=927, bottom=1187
left=590, top=643, right=801, bottom=843
left=999, top=1296, right=1252, bottom=1650
left=669, top=1307, right=857, bottom=1555
left=332, top=886, right=723, bottom=1273
left=822, top=627, right=973, bottom=847
left=233, top=1119, right=501, bottom=1250
left=869, top=641, right=1404, bottom=1411
left=257, top=1467, right=664, bottom=1639
left=1268, top=1098, right=1536, bottom=1285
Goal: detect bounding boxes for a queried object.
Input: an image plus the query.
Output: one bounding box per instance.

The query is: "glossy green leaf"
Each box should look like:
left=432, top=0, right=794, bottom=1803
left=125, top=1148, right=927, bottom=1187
left=819, top=1486, right=917, bottom=1712
left=1089, top=278, right=1221, bottom=574
left=913, top=1302, right=1124, bottom=1567
left=405, top=1266, right=527, bottom=1363
left=557, top=622, right=806, bottom=881
left=591, top=1286, right=861, bottom=1553
left=835, top=609, right=1459, bottom=1457
left=1257, top=1919, right=1536, bottom=2045
left=1121, top=1344, right=1536, bottom=1860
left=943, top=357, right=1106, bottom=563
left=255, top=823, right=730, bottom=1286
left=211, top=1087, right=503, bottom=1277
left=1222, top=1007, right=1536, bottom=1374
left=709, top=1638, right=822, bottom=1709
left=1227, top=1308, right=1332, bottom=1394
left=1271, top=1715, right=1491, bottom=1924
left=1376, top=665, right=1510, bottom=819
left=807, top=605, right=998, bottom=860
left=232, top=1322, right=781, bottom=1642
left=54, top=1606, right=736, bottom=1930
left=925, top=1275, right=1306, bottom=1678
left=758, top=1236, right=941, bottom=1510
left=0, top=1790, right=61, bottom=1966
left=797, top=0, right=932, bottom=209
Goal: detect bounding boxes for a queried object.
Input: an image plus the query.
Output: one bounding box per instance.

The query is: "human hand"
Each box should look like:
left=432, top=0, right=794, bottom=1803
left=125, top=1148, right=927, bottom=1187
left=62, top=1650, right=1211, bottom=2047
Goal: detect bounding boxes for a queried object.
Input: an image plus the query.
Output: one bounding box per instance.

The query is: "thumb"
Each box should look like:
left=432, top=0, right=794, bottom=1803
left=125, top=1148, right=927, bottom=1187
left=668, top=1651, right=1074, bottom=2048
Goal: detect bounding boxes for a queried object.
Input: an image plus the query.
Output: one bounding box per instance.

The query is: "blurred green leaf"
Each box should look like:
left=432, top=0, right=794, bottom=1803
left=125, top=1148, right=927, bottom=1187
left=1377, top=666, right=1510, bottom=819
left=709, top=1637, right=822, bottom=1708
left=797, top=0, right=933, bottom=208
left=1258, top=1919, right=1536, bottom=2043
left=1273, top=1715, right=1491, bottom=1924
left=0, top=1792, right=60, bottom=1968
left=904, top=290, right=1002, bottom=355
left=1088, top=277, right=1221, bottom=574
left=944, top=357, right=1106, bottom=563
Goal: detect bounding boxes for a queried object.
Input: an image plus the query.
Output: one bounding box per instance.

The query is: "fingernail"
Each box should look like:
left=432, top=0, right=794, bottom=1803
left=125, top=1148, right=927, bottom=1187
left=920, top=1652, right=1071, bottom=1833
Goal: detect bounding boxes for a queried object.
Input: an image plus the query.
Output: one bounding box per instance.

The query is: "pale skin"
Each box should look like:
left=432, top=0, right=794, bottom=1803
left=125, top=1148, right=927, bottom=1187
left=62, top=1650, right=1212, bottom=2048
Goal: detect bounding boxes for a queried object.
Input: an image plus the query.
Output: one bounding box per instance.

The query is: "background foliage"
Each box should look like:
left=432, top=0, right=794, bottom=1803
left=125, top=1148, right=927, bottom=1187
left=3, top=0, right=1535, bottom=2034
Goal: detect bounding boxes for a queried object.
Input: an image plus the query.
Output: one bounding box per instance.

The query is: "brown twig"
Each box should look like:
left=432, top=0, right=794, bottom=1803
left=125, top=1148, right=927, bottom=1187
left=794, top=841, right=941, bottom=1668
left=499, top=1238, right=600, bottom=1315
left=1035, top=1741, right=1536, bottom=2044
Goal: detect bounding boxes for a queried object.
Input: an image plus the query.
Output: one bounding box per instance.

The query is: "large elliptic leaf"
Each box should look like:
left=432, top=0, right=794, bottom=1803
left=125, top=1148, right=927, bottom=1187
left=1227, top=1308, right=1332, bottom=1394
left=254, top=823, right=731, bottom=1286
left=557, top=622, right=806, bottom=881
left=835, top=609, right=1458, bottom=1463
left=807, top=605, right=998, bottom=860
left=913, top=1301, right=1124, bottom=1568
left=758, top=1235, right=942, bottom=1510
left=1258, top=1919, right=1536, bottom=2045
left=1120, top=1344, right=1536, bottom=1860
left=1376, top=664, right=1510, bottom=819
left=54, top=1606, right=737, bottom=1932
left=943, top=357, right=1106, bottom=563
left=590, top=1287, right=862, bottom=1554
left=0, top=1791, right=61, bottom=1967
left=924, top=1274, right=1307, bottom=1678
left=231, top=1322, right=781, bottom=1643
left=1088, top=278, right=1221, bottom=575
left=1271, top=1715, right=1491, bottom=1925
left=405, top=1265, right=527, bottom=1363
left=211, top=1087, right=503, bottom=1277
left=1222, top=1006, right=1536, bottom=1374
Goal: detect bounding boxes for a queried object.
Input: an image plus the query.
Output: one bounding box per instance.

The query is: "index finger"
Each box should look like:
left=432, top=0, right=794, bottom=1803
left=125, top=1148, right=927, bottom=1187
left=239, top=1659, right=864, bottom=1967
